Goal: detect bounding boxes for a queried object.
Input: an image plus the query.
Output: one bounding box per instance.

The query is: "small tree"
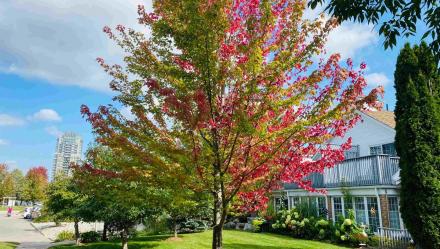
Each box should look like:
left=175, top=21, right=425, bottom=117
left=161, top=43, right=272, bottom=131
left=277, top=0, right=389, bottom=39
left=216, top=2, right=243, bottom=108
left=164, top=188, right=211, bottom=238
left=394, top=42, right=440, bottom=249
left=73, top=146, right=164, bottom=249
left=82, top=2, right=382, bottom=248
left=22, top=166, right=48, bottom=204
left=45, top=173, right=85, bottom=245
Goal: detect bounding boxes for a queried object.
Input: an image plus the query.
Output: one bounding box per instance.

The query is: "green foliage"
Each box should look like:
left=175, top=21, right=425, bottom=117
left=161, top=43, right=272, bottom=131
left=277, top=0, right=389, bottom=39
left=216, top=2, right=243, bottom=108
left=308, top=0, right=440, bottom=60
left=178, top=219, right=208, bottom=233
left=45, top=174, right=85, bottom=222
left=143, top=215, right=170, bottom=235
left=56, top=230, right=75, bottom=242
left=251, top=218, right=265, bottom=232
left=80, top=231, right=100, bottom=243
left=271, top=208, right=319, bottom=239
left=395, top=42, right=440, bottom=249
left=332, top=213, right=367, bottom=246
left=270, top=207, right=369, bottom=246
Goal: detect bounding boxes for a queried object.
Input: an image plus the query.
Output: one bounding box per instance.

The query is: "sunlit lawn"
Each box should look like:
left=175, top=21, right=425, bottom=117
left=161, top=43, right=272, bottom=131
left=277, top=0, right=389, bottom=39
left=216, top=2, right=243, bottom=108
left=50, top=230, right=349, bottom=249
left=0, top=242, right=18, bottom=249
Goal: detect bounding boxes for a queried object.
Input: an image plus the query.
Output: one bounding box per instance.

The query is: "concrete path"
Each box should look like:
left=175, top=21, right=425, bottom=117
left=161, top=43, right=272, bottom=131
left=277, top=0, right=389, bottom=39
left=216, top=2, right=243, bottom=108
left=0, top=211, right=72, bottom=249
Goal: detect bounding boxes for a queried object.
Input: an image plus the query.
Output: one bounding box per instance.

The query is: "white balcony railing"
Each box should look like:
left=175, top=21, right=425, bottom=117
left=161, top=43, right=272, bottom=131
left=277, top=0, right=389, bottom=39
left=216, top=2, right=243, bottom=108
left=285, top=155, right=400, bottom=189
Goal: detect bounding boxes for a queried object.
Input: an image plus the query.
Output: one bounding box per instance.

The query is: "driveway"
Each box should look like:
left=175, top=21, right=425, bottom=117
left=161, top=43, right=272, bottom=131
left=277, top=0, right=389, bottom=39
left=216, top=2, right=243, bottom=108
left=0, top=211, right=55, bottom=249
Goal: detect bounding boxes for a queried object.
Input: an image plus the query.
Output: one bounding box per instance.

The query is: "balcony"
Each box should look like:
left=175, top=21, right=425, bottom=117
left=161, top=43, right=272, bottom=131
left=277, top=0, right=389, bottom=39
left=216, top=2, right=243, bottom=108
left=285, top=154, right=400, bottom=189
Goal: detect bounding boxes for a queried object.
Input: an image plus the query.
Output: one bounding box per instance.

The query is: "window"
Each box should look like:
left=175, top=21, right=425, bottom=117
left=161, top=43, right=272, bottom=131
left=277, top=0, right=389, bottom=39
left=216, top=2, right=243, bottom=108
left=290, top=197, right=300, bottom=208
left=309, top=197, right=317, bottom=208
left=382, top=143, right=397, bottom=156
left=333, top=197, right=343, bottom=219
left=300, top=196, right=308, bottom=205
left=344, top=197, right=353, bottom=218
left=344, top=145, right=360, bottom=159
left=354, top=197, right=367, bottom=225
left=370, top=145, right=382, bottom=155
left=388, top=197, right=401, bottom=229
left=367, top=197, right=380, bottom=232
left=275, top=197, right=287, bottom=212
left=318, top=197, right=327, bottom=217
left=370, top=143, right=397, bottom=156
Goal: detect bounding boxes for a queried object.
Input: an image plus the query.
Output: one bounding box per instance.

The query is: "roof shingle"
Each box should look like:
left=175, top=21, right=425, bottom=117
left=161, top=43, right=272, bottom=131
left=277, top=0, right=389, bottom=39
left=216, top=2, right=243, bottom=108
left=363, top=111, right=396, bottom=128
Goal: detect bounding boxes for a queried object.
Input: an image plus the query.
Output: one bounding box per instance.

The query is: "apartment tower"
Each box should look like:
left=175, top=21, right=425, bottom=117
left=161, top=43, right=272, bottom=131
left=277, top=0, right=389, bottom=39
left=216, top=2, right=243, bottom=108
left=52, top=132, right=83, bottom=178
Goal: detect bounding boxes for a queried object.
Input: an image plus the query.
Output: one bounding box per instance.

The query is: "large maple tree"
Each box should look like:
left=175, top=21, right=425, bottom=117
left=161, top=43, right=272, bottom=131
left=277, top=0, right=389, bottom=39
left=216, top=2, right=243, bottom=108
left=82, top=1, right=382, bottom=248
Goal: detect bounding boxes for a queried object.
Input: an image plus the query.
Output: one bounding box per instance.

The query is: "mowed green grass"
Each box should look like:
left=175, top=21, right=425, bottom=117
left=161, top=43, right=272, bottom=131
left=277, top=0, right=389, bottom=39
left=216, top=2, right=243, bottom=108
left=0, top=242, right=18, bottom=249
left=50, top=230, right=349, bottom=249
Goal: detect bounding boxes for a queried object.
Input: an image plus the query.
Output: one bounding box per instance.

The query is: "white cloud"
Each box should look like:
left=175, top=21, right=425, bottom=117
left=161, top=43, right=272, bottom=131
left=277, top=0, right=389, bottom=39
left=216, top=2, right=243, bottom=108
left=303, top=6, right=378, bottom=60
left=30, top=109, right=62, bottom=122
left=325, top=23, right=378, bottom=59
left=365, top=73, right=392, bottom=87
left=45, top=126, right=63, bottom=137
left=0, top=0, right=153, bottom=92
left=0, top=114, right=25, bottom=126
left=0, top=139, right=8, bottom=145
left=120, top=106, right=136, bottom=121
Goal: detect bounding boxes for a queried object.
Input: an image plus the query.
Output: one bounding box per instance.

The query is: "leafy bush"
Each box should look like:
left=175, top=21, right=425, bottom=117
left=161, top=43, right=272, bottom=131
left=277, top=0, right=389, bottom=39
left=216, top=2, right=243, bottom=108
left=179, top=219, right=208, bottom=233
left=251, top=218, right=265, bottom=232
left=332, top=211, right=368, bottom=246
left=80, top=231, right=100, bottom=243
left=271, top=208, right=319, bottom=239
left=56, top=230, right=75, bottom=242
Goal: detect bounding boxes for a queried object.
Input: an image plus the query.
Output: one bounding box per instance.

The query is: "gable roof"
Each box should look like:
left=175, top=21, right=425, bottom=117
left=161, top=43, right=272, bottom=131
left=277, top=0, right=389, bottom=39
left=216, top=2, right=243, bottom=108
left=363, top=111, right=396, bottom=129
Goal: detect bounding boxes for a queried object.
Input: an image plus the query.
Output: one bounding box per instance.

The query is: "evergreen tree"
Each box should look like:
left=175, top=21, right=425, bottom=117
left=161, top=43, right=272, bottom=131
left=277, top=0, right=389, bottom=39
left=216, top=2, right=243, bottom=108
left=394, top=42, right=440, bottom=249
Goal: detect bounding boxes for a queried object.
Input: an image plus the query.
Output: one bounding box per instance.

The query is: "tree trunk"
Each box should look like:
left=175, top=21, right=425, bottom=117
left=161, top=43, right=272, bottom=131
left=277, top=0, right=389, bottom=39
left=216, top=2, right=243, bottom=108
left=212, top=165, right=227, bottom=249
left=121, top=228, right=129, bottom=249
left=212, top=224, right=223, bottom=249
left=102, top=222, right=108, bottom=241
left=74, top=219, right=80, bottom=245
left=173, top=219, right=178, bottom=238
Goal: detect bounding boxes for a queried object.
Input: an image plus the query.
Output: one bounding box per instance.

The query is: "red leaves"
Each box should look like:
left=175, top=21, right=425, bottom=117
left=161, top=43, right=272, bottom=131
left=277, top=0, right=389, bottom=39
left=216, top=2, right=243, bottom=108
left=84, top=0, right=384, bottom=217
left=26, top=166, right=48, bottom=181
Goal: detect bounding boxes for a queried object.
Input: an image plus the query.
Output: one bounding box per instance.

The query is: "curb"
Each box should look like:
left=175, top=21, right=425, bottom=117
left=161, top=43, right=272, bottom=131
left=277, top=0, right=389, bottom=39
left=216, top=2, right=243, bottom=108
left=30, top=222, right=54, bottom=242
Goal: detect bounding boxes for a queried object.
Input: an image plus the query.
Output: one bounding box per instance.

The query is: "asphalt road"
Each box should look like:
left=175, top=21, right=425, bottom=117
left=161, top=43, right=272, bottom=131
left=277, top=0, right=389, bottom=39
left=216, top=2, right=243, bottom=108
left=0, top=211, right=51, bottom=248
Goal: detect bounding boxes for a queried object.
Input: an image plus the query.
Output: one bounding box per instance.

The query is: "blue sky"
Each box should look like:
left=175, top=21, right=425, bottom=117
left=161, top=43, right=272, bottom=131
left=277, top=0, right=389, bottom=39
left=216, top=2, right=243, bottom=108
left=0, top=0, right=427, bottom=173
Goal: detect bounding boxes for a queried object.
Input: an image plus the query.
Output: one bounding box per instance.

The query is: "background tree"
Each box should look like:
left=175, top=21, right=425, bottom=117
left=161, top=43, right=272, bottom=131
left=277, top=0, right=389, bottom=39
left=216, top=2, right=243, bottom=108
left=73, top=146, right=165, bottom=249
left=394, top=42, right=440, bottom=249
left=45, top=173, right=85, bottom=245
left=82, top=1, right=382, bottom=248
left=1, top=173, right=15, bottom=198
left=164, top=188, right=211, bottom=238
left=22, top=166, right=48, bottom=204
left=10, top=169, right=24, bottom=201
left=309, top=0, right=440, bottom=61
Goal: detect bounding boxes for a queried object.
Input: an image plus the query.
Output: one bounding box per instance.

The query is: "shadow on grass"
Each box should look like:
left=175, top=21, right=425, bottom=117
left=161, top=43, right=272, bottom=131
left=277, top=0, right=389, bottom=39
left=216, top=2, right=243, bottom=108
left=226, top=244, right=305, bottom=249
left=131, top=234, right=172, bottom=242
left=52, top=235, right=173, bottom=249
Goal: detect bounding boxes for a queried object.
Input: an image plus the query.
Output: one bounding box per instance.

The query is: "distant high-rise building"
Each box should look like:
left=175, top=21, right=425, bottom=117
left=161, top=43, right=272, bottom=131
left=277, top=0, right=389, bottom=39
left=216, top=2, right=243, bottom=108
left=52, top=132, right=83, bottom=178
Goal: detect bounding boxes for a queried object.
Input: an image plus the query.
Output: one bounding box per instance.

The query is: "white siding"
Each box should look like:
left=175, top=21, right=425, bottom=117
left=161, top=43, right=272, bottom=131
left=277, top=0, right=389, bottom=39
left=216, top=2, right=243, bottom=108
left=330, top=112, right=395, bottom=157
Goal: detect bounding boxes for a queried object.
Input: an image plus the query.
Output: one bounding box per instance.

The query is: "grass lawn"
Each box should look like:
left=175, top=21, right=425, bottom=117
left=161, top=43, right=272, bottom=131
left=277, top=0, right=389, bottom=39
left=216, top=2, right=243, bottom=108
left=50, top=230, right=349, bottom=249
left=0, top=242, right=18, bottom=249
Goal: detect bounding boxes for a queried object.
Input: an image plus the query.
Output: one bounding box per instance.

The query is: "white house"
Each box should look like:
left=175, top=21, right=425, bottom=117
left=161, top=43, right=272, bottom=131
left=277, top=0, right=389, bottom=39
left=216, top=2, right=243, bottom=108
left=275, top=111, right=403, bottom=232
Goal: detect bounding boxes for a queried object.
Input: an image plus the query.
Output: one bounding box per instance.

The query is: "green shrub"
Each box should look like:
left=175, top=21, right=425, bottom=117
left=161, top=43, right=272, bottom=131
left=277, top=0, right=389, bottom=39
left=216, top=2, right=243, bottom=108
left=179, top=219, right=208, bottom=233
left=368, top=235, right=380, bottom=247
left=56, top=230, right=75, bottom=242
left=80, top=231, right=100, bottom=243
left=251, top=218, right=265, bottom=232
